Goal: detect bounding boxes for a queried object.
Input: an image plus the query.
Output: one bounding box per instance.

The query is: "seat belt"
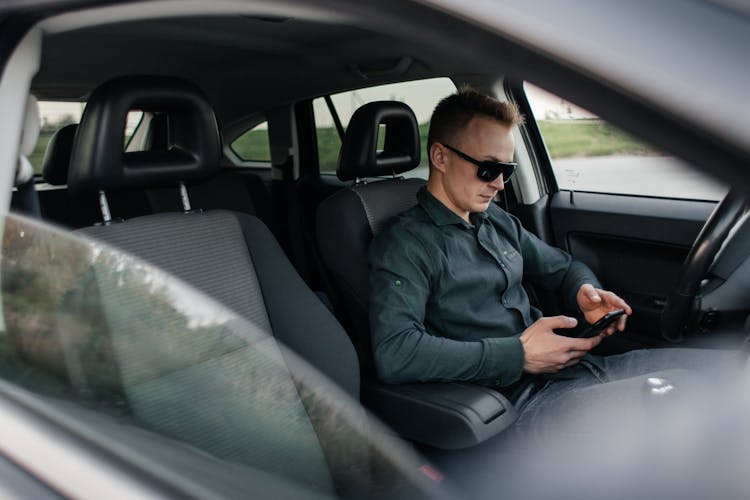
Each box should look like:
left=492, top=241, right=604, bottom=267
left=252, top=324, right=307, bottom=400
left=280, top=155, right=312, bottom=283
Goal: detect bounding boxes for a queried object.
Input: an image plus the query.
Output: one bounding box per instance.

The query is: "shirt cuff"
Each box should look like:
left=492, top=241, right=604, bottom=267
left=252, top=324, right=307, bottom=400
left=480, top=336, right=525, bottom=387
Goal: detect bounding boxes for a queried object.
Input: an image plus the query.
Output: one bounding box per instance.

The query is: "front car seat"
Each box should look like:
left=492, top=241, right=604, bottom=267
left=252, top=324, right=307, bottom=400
left=316, top=101, right=518, bottom=450
left=64, top=75, right=368, bottom=493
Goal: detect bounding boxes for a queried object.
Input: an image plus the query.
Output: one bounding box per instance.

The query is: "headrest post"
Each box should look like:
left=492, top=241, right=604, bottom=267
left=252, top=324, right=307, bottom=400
left=98, top=190, right=112, bottom=224
left=179, top=181, right=192, bottom=213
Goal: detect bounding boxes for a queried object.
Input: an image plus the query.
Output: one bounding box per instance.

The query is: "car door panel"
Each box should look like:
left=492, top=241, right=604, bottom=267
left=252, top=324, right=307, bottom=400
left=548, top=192, right=716, bottom=337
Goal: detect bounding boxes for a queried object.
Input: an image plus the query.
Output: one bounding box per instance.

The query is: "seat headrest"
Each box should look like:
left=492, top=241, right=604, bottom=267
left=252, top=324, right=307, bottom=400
left=336, top=101, right=420, bottom=181
left=41, top=123, right=77, bottom=185
left=68, top=76, right=220, bottom=193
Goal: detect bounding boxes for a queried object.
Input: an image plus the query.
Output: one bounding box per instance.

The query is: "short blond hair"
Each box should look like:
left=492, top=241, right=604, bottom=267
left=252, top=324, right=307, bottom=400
left=427, top=86, right=523, bottom=153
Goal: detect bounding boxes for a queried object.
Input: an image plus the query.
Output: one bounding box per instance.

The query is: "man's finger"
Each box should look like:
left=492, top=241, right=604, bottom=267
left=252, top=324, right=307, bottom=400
left=567, top=334, right=602, bottom=351
left=543, top=315, right=578, bottom=330
left=565, top=350, right=588, bottom=362
left=617, top=314, right=628, bottom=331
left=581, top=284, right=601, bottom=303
left=598, top=289, right=633, bottom=315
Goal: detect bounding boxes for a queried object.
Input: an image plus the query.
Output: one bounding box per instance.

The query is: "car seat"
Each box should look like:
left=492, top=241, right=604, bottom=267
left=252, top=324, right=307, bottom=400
left=316, top=101, right=518, bottom=450
left=64, top=75, right=367, bottom=493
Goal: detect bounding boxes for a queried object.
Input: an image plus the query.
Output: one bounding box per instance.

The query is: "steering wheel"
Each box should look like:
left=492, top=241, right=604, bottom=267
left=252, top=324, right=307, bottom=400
left=661, top=189, right=749, bottom=341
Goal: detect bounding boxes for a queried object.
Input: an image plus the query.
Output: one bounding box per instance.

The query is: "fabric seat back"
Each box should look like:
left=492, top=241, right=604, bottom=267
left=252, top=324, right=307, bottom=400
left=316, top=101, right=424, bottom=379
left=62, top=77, right=361, bottom=487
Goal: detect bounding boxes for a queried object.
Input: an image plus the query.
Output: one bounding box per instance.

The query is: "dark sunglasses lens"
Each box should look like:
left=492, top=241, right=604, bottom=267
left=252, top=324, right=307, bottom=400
left=477, top=162, right=515, bottom=183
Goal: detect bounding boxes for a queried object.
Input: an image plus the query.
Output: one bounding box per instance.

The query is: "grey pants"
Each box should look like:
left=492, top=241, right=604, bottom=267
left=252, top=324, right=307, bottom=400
left=512, top=347, right=741, bottom=439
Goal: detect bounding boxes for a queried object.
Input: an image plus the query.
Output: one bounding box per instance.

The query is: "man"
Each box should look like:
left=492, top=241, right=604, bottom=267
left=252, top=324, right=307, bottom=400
left=369, top=88, right=733, bottom=423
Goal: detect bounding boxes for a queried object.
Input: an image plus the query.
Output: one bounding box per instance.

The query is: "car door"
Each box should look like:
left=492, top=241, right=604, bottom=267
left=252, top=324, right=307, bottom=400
left=510, top=81, right=728, bottom=346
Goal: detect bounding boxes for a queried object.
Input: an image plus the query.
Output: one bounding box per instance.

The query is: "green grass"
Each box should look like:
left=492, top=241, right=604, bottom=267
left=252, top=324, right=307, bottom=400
left=29, top=132, right=53, bottom=175
left=538, top=119, right=657, bottom=158
left=32, top=119, right=655, bottom=177
left=230, top=123, right=433, bottom=173
left=229, top=129, right=272, bottom=163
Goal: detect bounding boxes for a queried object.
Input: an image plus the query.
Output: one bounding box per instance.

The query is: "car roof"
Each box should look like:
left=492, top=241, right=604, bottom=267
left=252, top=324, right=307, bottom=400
left=1, top=0, right=749, bottom=190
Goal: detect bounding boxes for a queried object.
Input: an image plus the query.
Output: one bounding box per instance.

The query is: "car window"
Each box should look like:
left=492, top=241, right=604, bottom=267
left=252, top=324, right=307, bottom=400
left=524, top=82, right=728, bottom=201
left=32, top=101, right=84, bottom=175
left=313, top=77, right=456, bottom=178
left=229, top=120, right=272, bottom=165
left=0, top=213, right=442, bottom=499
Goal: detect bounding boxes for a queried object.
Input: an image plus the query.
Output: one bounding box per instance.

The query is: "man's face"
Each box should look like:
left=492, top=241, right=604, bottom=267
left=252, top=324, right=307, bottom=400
left=432, top=115, right=516, bottom=217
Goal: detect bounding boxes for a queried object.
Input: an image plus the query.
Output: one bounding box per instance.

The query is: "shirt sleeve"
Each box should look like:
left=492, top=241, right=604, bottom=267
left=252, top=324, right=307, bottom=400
left=509, top=214, right=601, bottom=311
left=369, top=225, right=525, bottom=386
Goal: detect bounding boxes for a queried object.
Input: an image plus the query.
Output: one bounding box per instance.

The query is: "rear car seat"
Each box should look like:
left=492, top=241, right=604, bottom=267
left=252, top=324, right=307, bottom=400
left=17, top=113, right=277, bottom=234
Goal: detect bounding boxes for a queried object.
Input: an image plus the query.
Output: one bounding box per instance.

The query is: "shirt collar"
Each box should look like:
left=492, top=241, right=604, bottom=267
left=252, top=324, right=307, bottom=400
left=417, top=187, right=489, bottom=228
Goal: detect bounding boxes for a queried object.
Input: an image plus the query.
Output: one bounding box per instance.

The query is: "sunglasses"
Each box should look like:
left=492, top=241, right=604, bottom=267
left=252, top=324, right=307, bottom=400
left=441, top=143, right=517, bottom=183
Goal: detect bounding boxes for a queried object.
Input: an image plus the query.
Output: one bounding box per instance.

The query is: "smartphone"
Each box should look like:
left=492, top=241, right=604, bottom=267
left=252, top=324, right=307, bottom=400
left=578, top=309, right=627, bottom=338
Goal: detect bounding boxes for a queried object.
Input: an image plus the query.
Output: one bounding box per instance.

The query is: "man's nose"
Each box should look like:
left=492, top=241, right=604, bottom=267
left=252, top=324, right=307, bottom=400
left=488, top=175, right=505, bottom=191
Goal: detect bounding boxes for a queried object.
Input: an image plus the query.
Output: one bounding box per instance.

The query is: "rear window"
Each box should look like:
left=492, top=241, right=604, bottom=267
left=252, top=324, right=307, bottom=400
left=33, top=101, right=84, bottom=175
left=229, top=120, right=272, bottom=164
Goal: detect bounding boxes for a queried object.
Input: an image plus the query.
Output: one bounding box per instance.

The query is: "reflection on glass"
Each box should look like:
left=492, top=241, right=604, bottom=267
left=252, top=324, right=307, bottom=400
left=524, top=82, right=728, bottom=201
left=0, top=214, right=443, bottom=499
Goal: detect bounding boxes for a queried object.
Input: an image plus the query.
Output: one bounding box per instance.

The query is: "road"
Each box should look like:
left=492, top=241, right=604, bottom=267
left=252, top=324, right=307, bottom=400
left=552, top=155, right=727, bottom=201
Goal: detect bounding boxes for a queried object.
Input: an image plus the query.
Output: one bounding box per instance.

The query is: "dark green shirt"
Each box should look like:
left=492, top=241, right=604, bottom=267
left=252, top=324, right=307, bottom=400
left=369, top=187, right=599, bottom=386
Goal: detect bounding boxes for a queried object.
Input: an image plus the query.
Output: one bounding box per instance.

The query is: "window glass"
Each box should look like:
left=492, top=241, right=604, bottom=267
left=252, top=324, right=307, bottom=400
left=313, top=77, right=457, bottom=177
left=230, top=121, right=272, bottom=164
left=314, top=101, right=342, bottom=174
left=123, top=110, right=145, bottom=149
left=33, top=101, right=85, bottom=175
left=524, top=82, right=728, bottom=201
left=0, top=214, right=441, bottom=498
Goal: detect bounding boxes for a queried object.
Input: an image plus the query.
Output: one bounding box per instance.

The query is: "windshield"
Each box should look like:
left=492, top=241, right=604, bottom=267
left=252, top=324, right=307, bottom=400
left=0, top=213, right=446, bottom=499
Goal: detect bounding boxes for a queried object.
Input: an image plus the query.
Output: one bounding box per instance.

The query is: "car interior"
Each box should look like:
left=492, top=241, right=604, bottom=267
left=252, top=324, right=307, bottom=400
left=1, top=1, right=749, bottom=498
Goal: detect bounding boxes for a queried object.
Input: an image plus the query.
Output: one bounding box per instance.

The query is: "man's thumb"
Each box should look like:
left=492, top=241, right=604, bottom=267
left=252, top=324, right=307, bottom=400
left=582, top=284, right=601, bottom=302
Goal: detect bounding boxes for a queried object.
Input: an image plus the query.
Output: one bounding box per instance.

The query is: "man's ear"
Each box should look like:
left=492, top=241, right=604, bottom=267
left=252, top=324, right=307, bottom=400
left=429, top=142, right=447, bottom=173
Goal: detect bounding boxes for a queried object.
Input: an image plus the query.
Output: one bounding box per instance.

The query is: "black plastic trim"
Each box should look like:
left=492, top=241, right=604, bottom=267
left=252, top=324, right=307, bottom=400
left=365, top=382, right=517, bottom=450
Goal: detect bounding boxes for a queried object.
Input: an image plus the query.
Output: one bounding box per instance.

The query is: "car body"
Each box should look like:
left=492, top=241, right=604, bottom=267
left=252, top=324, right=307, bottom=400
left=0, top=0, right=749, bottom=498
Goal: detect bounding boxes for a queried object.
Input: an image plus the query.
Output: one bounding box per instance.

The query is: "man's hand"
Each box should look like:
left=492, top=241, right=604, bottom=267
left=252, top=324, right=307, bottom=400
left=577, top=284, right=632, bottom=335
left=519, top=316, right=602, bottom=374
